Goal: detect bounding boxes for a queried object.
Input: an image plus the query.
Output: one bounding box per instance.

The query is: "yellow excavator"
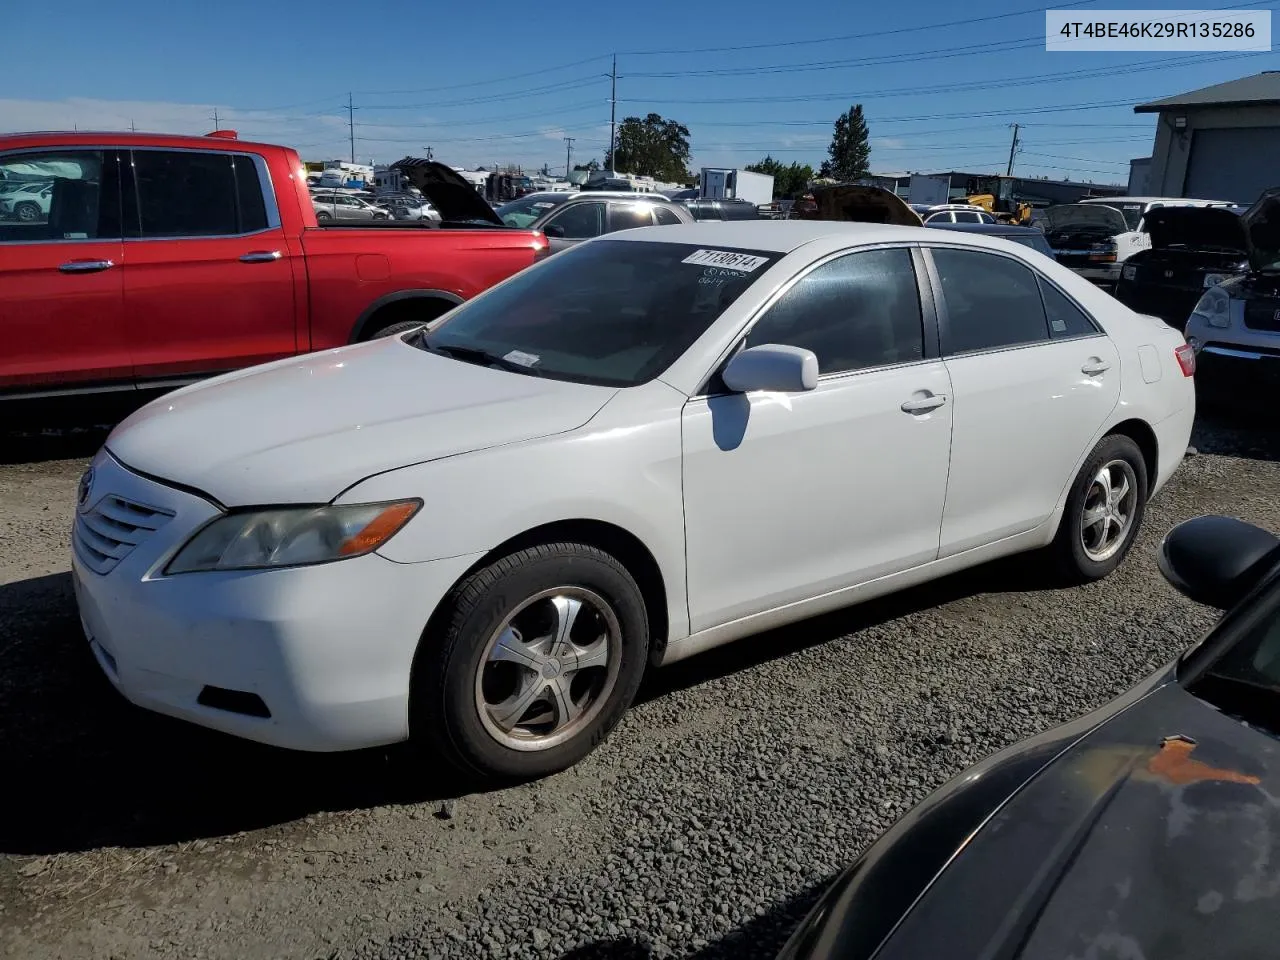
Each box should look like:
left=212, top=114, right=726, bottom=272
left=960, top=176, right=1033, bottom=226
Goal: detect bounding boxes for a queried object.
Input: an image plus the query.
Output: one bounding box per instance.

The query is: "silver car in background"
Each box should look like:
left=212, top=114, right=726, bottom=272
left=529, top=192, right=694, bottom=253
left=312, top=192, right=390, bottom=222
left=379, top=195, right=442, bottom=223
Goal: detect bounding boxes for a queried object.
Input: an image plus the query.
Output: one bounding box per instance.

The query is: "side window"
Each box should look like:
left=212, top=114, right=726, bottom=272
left=932, top=248, right=1049, bottom=354
left=0, top=150, right=119, bottom=243
left=545, top=202, right=603, bottom=239
left=608, top=204, right=656, bottom=232
left=743, top=248, right=925, bottom=375
left=653, top=205, right=682, bottom=226
left=1038, top=277, right=1098, bottom=338
left=953, top=211, right=982, bottom=223
left=129, top=150, right=266, bottom=237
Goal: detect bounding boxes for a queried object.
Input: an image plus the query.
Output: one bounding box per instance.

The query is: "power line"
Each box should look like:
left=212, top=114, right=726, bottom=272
left=352, top=55, right=612, bottom=96
left=356, top=75, right=604, bottom=111
left=617, top=0, right=1102, bottom=56
left=615, top=51, right=1260, bottom=105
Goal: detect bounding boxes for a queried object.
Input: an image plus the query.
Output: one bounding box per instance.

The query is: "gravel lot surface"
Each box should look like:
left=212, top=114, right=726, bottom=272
left=1, top=412, right=1278, bottom=960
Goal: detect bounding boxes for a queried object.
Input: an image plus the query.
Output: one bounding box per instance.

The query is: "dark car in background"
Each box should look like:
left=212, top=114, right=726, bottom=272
left=779, top=514, right=1280, bottom=960
left=1114, top=204, right=1252, bottom=327
left=927, top=221, right=1055, bottom=259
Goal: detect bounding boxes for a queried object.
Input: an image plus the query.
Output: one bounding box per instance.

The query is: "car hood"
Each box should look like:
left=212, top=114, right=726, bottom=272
left=389, top=158, right=504, bottom=225
left=106, top=336, right=617, bottom=506
left=799, top=184, right=924, bottom=226
left=1144, top=205, right=1250, bottom=254
left=1042, top=203, right=1129, bottom=234
left=1240, top=186, right=1280, bottom=272
left=866, top=683, right=1280, bottom=960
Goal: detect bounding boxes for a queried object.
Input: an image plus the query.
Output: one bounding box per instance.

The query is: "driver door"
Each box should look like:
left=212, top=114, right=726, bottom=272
left=680, top=246, right=954, bottom=632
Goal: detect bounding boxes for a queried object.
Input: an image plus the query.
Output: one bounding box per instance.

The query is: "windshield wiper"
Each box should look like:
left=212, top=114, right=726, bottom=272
left=424, top=341, right=543, bottom=376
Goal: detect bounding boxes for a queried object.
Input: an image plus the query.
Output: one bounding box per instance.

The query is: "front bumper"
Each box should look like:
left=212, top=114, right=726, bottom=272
left=72, top=449, right=481, bottom=752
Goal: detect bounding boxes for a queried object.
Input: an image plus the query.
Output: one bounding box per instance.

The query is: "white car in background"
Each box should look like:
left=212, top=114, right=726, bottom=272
left=0, top=181, right=52, bottom=221
left=72, top=221, right=1195, bottom=781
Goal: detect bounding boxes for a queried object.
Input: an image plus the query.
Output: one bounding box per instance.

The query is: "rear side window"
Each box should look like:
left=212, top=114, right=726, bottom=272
left=653, top=206, right=682, bottom=226
left=128, top=150, right=269, bottom=238
left=1039, top=278, right=1098, bottom=338
left=0, top=149, right=120, bottom=243
left=932, top=247, right=1049, bottom=354
left=608, top=204, right=655, bottom=233
left=953, top=211, right=982, bottom=223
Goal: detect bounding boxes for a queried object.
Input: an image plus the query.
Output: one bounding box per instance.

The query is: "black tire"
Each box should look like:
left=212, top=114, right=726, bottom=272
left=315, top=210, right=332, bottom=222
left=1049, top=433, right=1149, bottom=583
left=14, top=201, right=40, bottom=222
left=368, top=320, right=425, bottom=339
left=411, top=542, right=650, bottom=781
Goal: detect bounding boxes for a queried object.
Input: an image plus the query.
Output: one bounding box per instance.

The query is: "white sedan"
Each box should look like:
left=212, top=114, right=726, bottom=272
left=71, top=221, right=1196, bottom=781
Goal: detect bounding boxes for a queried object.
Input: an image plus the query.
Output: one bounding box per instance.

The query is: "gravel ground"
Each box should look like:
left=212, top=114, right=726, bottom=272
left=1, top=412, right=1278, bottom=960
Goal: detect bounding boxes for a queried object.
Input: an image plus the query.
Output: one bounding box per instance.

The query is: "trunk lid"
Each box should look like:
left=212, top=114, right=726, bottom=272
left=1143, top=205, right=1250, bottom=254
left=1241, top=186, right=1280, bottom=273
left=797, top=184, right=924, bottom=227
left=390, top=159, right=505, bottom=226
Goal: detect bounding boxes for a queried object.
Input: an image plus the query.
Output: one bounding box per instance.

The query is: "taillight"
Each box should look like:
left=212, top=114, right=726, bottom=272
left=1174, top=343, right=1196, bottom=377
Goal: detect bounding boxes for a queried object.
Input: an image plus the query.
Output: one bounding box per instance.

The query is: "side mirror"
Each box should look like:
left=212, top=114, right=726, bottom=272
left=1158, top=516, right=1280, bottom=609
left=722, top=344, right=819, bottom=394
left=542, top=224, right=565, bottom=239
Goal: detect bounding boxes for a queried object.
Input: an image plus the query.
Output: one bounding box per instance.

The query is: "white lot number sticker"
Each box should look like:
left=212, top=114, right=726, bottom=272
left=503, top=350, right=541, bottom=367
left=681, top=249, right=770, bottom=273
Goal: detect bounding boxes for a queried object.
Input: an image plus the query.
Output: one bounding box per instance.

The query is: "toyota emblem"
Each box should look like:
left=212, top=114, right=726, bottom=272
left=77, top=467, right=94, bottom=509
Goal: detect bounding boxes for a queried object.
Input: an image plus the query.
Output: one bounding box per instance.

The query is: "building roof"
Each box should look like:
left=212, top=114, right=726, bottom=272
left=1135, top=71, right=1280, bottom=113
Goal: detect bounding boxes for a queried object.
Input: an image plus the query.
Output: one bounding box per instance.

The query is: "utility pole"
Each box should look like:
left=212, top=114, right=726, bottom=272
left=130, top=119, right=136, bottom=132
left=608, top=53, right=618, bottom=171
left=563, top=136, right=575, bottom=178
left=347, top=93, right=356, bottom=165
left=211, top=108, right=220, bottom=131
left=1005, top=123, right=1020, bottom=177
left=422, top=145, right=433, bottom=161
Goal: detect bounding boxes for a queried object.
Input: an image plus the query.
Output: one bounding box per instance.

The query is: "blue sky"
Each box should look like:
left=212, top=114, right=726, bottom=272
left=1, top=0, right=1276, bottom=184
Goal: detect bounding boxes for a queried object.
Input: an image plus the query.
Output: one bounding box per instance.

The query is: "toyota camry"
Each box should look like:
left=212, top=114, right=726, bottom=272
left=72, top=221, right=1196, bottom=781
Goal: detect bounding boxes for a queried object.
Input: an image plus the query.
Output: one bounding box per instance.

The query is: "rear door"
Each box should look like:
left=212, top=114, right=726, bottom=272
left=121, top=148, right=301, bottom=382
left=922, top=245, right=1120, bottom=556
left=0, top=148, right=130, bottom=395
left=606, top=201, right=659, bottom=235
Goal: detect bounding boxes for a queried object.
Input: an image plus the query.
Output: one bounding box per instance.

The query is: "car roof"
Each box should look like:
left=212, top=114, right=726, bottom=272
left=1079, top=196, right=1231, bottom=205
left=606, top=219, right=1021, bottom=254
left=927, top=222, right=1043, bottom=235
left=563, top=191, right=679, bottom=202
left=0, top=130, right=286, bottom=153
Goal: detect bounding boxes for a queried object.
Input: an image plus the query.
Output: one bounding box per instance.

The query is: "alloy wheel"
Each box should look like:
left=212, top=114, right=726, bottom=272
left=474, top=587, right=621, bottom=752
left=1079, top=458, right=1138, bottom=563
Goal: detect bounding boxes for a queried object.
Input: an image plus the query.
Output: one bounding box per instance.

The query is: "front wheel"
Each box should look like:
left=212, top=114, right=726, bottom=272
left=1049, top=434, right=1149, bottom=583
left=14, top=201, right=40, bottom=222
left=315, top=210, right=332, bottom=222
left=411, top=542, right=649, bottom=781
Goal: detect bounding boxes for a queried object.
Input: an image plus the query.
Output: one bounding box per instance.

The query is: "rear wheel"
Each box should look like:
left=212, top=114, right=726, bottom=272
left=1049, top=434, right=1148, bottom=583
left=14, top=201, right=40, bottom=222
left=315, top=210, right=332, bottom=222
left=368, top=320, right=425, bottom=339
left=411, top=543, right=649, bottom=781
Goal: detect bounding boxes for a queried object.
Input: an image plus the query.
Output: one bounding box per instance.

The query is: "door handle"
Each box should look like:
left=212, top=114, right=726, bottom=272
left=59, top=259, right=114, bottom=273
left=901, top=393, right=948, bottom=414
left=1081, top=358, right=1112, bottom=376
left=239, top=250, right=283, bottom=263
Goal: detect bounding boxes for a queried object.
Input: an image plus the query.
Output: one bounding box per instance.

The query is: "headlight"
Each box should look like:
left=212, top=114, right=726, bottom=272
left=1122, top=263, right=1137, bottom=281
left=1202, top=273, right=1227, bottom=288
left=165, top=500, right=421, bottom=574
left=1191, top=284, right=1232, bottom=329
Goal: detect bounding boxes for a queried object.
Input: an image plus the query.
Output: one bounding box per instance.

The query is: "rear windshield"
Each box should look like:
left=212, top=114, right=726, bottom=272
left=418, top=239, right=780, bottom=387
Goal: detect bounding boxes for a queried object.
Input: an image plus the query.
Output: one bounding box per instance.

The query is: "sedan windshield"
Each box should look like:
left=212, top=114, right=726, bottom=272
left=418, top=239, right=780, bottom=387
left=496, top=193, right=571, bottom=227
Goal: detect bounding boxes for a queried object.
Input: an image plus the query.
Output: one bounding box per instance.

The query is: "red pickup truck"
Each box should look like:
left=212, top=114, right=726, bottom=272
left=0, top=130, right=548, bottom=400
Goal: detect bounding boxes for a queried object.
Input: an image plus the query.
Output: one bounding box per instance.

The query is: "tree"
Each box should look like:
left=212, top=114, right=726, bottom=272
left=819, top=103, right=871, bottom=182
left=745, top=155, right=816, bottom=199
left=605, top=113, right=692, bottom=183
left=573, top=159, right=601, bottom=172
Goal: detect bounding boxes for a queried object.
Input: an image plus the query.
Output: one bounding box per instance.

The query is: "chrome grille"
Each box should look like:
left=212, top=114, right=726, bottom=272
left=73, top=494, right=175, bottom=574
